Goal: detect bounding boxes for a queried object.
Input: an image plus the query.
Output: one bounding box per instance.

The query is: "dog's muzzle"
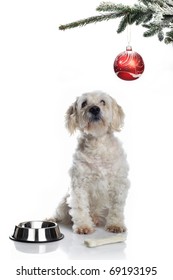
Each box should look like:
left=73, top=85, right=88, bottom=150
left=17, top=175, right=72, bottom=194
left=89, top=106, right=101, bottom=121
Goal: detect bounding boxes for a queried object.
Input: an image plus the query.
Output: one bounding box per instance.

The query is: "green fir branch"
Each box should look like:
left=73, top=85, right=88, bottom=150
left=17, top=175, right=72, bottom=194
left=117, top=15, right=129, bottom=33
left=158, top=30, right=164, bottom=41
left=59, top=12, right=124, bottom=30
left=59, top=1, right=173, bottom=45
left=143, top=23, right=162, bottom=37
left=96, top=3, right=129, bottom=13
left=140, top=0, right=150, bottom=5
left=165, top=29, right=173, bottom=43
left=142, top=12, right=153, bottom=23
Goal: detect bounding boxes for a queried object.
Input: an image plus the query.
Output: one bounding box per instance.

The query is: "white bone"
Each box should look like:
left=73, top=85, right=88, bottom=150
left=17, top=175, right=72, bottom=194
left=84, top=234, right=126, bottom=248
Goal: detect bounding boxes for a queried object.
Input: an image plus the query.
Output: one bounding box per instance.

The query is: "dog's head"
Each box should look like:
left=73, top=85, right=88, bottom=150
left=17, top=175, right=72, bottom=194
left=65, top=91, right=124, bottom=137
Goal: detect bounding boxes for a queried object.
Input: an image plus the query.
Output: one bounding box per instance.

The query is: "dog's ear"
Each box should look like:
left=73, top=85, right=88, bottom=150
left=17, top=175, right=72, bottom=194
left=110, top=97, right=125, bottom=132
left=65, top=99, right=78, bottom=134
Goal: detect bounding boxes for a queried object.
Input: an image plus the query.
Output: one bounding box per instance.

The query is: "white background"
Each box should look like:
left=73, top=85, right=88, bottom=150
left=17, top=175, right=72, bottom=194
left=0, top=0, right=173, bottom=279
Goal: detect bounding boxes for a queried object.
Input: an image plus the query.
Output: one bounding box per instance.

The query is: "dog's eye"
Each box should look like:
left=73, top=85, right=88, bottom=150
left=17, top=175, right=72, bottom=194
left=81, top=100, right=87, bottom=108
left=100, top=100, right=106, bottom=106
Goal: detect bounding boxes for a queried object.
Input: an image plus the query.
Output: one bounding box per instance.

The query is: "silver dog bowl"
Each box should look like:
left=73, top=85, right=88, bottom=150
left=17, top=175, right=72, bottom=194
left=10, top=221, right=64, bottom=243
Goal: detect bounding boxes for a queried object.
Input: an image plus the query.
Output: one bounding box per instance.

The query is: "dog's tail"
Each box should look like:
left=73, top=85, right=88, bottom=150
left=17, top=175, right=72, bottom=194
left=49, top=194, right=72, bottom=225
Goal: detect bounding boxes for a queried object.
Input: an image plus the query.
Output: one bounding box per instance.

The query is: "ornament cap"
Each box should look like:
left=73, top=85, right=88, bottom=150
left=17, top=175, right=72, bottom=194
left=126, top=45, right=132, bottom=51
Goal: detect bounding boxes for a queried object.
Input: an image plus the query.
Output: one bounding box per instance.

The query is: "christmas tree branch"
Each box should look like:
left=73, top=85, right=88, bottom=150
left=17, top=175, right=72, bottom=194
left=59, top=1, right=173, bottom=45
left=59, top=12, right=123, bottom=30
left=96, top=3, right=129, bottom=13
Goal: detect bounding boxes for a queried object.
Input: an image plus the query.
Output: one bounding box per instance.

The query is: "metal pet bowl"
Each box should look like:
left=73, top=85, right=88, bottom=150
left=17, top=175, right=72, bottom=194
left=10, top=220, right=64, bottom=243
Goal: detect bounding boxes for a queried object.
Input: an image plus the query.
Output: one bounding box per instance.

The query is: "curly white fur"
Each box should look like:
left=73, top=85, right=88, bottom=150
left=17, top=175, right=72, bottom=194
left=53, top=91, right=130, bottom=234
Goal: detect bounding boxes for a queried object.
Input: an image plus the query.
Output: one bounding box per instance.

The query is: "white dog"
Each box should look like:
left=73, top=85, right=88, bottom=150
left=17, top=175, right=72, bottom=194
left=54, top=91, right=130, bottom=234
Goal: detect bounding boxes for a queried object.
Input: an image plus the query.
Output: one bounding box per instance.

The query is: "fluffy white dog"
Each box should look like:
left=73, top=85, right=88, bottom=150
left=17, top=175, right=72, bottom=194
left=54, top=91, right=130, bottom=234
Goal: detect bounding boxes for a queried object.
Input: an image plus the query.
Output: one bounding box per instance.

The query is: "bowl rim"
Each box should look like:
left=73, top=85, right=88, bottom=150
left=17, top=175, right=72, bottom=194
left=17, top=220, right=58, bottom=229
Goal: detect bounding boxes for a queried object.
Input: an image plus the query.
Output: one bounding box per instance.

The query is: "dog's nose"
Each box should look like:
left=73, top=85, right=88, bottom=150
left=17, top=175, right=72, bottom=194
left=89, top=106, right=100, bottom=116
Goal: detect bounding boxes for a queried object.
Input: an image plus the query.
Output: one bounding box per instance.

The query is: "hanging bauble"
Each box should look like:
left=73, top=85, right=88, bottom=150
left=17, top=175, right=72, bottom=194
left=113, top=46, right=145, bottom=81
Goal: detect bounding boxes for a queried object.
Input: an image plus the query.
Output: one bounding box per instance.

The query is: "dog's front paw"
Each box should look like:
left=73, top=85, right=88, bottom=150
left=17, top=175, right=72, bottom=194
left=73, top=225, right=95, bottom=234
left=105, top=224, right=126, bottom=233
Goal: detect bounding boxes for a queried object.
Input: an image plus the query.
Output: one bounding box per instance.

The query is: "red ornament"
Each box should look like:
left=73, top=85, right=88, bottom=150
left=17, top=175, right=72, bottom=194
left=113, top=46, right=145, bottom=81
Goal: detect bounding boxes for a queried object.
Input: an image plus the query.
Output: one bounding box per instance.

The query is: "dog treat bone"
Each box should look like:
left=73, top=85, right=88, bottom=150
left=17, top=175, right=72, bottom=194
left=84, top=234, right=126, bottom=248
